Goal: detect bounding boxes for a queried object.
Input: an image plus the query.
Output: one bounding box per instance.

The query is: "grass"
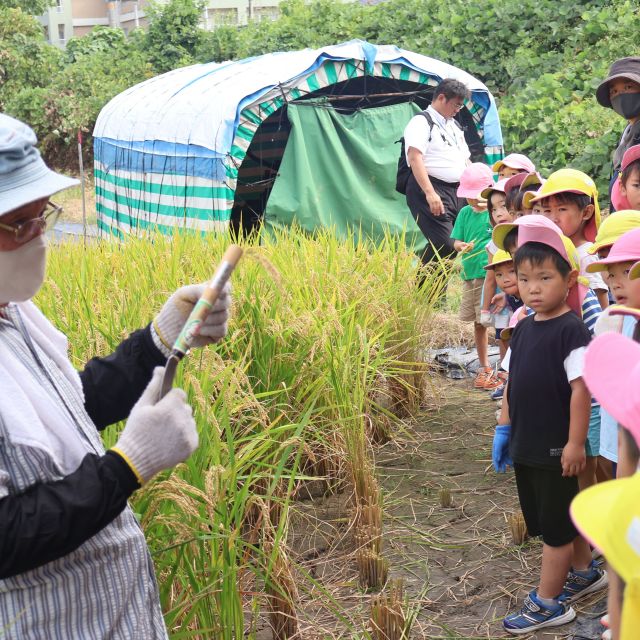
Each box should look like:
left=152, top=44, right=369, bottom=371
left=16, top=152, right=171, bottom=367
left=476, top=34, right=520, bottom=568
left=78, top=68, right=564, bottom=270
left=36, top=226, right=447, bottom=638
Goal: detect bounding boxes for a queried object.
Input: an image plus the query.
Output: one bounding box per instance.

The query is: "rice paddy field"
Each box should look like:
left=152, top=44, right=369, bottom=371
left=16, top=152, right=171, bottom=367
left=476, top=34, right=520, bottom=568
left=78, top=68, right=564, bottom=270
left=36, top=221, right=605, bottom=639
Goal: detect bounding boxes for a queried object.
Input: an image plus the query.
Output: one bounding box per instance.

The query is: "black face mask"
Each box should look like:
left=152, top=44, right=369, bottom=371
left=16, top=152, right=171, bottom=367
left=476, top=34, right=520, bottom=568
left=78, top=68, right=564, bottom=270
left=611, top=93, right=640, bottom=120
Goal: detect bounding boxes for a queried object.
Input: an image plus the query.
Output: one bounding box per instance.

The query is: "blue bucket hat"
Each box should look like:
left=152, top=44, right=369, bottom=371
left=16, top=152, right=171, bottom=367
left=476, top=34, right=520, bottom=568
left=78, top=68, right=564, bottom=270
left=0, top=113, right=79, bottom=216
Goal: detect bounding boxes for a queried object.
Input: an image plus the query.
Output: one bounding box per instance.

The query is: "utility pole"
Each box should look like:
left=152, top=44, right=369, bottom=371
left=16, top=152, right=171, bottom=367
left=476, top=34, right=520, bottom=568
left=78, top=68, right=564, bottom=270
left=106, top=0, right=121, bottom=28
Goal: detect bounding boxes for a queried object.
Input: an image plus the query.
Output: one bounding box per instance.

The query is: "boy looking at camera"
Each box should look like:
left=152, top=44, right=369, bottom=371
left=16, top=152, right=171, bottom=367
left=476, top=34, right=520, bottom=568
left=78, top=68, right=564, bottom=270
left=493, top=227, right=607, bottom=634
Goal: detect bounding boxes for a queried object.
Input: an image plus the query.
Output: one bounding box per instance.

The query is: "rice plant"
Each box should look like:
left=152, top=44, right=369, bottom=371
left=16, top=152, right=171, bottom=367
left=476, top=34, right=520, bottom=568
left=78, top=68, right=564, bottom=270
left=37, top=225, right=443, bottom=637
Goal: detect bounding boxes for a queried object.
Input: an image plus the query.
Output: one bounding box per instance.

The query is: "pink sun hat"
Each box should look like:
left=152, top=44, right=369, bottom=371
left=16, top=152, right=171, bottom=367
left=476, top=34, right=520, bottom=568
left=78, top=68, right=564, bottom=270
left=492, top=153, right=536, bottom=175
left=503, top=172, right=528, bottom=194
left=480, top=177, right=510, bottom=201
left=586, top=227, right=640, bottom=272
left=493, top=215, right=588, bottom=317
left=492, top=214, right=563, bottom=251
left=611, top=145, right=640, bottom=211
left=584, top=333, right=640, bottom=443
left=456, top=162, right=494, bottom=199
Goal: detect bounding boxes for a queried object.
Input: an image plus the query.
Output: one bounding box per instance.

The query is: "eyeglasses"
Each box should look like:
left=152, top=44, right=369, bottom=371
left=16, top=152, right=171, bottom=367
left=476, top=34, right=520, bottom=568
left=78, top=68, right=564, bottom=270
left=0, top=201, right=62, bottom=244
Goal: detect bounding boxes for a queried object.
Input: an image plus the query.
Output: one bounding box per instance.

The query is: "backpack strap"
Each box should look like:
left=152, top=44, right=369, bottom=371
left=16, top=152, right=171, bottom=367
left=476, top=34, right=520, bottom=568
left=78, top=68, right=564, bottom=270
left=421, top=111, right=434, bottom=143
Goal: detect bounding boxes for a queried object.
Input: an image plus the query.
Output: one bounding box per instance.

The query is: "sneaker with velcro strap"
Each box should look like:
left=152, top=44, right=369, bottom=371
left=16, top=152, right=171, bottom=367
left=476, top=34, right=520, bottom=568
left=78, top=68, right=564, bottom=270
left=557, top=561, right=608, bottom=603
left=503, top=589, right=576, bottom=635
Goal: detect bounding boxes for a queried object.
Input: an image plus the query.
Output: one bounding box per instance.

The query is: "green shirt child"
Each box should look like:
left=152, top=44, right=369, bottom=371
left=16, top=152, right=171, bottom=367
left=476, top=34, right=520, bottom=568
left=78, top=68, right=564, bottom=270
left=451, top=204, right=492, bottom=279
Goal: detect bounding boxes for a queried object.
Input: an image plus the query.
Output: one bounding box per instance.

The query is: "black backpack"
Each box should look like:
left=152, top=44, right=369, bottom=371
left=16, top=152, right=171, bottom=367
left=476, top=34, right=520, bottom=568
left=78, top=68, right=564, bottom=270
left=395, top=111, right=434, bottom=195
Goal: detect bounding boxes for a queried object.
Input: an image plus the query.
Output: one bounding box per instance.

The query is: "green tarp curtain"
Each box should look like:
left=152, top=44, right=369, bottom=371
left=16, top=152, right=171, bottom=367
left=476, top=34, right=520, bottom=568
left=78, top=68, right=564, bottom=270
left=265, top=101, right=428, bottom=255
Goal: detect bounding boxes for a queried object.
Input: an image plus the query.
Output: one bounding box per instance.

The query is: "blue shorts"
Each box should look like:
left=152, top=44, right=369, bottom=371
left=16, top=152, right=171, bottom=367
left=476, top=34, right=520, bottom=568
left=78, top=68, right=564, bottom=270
left=585, top=405, right=601, bottom=458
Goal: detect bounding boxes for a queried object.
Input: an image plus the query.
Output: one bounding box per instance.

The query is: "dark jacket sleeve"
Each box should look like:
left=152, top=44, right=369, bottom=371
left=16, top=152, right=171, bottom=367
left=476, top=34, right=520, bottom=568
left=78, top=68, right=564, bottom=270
left=80, top=325, right=166, bottom=430
left=0, top=451, right=139, bottom=579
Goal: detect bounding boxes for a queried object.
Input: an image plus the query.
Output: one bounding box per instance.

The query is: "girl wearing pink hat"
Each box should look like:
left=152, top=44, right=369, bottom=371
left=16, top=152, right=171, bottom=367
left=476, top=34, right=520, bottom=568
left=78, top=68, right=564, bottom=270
left=451, top=163, right=499, bottom=389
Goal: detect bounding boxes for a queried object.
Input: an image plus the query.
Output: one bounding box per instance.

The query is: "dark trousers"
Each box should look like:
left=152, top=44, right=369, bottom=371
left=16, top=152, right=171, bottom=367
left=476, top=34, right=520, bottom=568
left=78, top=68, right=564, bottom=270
left=406, top=173, right=465, bottom=264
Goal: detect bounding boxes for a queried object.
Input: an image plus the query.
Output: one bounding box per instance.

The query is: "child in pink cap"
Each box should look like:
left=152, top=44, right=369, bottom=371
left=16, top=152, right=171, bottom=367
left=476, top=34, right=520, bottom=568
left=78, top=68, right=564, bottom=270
left=611, top=144, right=640, bottom=211
left=495, top=216, right=609, bottom=492
left=578, top=331, right=640, bottom=640
left=588, top=228, right=640, bottom=479
left=450, top=163, right=497, bottom=389
left=493, top=224, right=608, bottom=635
left=492, top=153, right=536, bottom=179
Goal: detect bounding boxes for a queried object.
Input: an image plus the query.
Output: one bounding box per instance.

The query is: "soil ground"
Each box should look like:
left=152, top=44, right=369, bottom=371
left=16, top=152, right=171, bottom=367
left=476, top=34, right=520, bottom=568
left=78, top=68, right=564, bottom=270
left=286, top=378, right=607, bottom=640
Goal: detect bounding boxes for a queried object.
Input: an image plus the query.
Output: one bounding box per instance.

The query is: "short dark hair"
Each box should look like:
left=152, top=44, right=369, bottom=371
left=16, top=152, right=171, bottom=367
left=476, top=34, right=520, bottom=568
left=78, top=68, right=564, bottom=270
left=514, top=241, right=571, bottom=277
left=506, top=187, right=521, bottom=212
left=508, top=190, right=526, bottom=214
left=539, top=192, right=592, bottom=211
left=621, top=159, right=640, bottom=186
left=433, top=78, right=470, bottom=102
left=503, top=227, right=519, bottom=253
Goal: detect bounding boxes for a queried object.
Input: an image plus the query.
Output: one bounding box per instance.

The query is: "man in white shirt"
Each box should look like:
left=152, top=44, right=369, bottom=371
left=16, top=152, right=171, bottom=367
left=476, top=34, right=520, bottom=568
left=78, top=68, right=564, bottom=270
left=404, top=78, right=471, bottom=263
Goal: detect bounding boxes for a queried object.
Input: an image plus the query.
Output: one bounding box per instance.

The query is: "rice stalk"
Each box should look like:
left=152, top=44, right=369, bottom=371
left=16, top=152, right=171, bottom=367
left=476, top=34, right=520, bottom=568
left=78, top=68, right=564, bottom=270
left=508, top=512, right=529, bottom=546
left=370, top=580, right=411, bottom=640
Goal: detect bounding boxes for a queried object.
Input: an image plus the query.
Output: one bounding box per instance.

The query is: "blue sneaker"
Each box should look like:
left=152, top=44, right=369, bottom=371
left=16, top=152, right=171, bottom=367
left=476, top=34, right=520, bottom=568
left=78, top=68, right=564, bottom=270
left=557, top=561, right=608, bottom=603
left=503, top=590, right=576, bottom=635
left=491, top=384, right=504, bottom=400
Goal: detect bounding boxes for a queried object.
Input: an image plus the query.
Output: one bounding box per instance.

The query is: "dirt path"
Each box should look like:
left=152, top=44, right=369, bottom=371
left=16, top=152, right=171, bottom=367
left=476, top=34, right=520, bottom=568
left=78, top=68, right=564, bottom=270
left=288, top=378, right=607, bottom=639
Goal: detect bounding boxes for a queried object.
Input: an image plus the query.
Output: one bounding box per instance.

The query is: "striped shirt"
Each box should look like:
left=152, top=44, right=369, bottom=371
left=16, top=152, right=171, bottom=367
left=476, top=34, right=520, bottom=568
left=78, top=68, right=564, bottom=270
left=581, top=288, right=602, bottom=336
left=0, top=306, right=168, bottom=639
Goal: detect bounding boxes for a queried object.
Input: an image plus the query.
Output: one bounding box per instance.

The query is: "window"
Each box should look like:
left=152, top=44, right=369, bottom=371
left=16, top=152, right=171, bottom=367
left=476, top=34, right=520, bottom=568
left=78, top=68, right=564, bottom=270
left=253, top=6, right=279, bottom=21
left=43, top=25, right=49, bottom=42
left=58, top=23, right=65, bottom=44
left=210, top=8, right=237, bottom=26
left=56, top=0, right=63, bottom=13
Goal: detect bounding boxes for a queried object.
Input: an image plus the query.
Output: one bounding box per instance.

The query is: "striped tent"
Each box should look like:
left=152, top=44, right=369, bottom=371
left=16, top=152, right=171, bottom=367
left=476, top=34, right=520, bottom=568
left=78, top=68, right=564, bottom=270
left=93, top=40, right=503, bottom=237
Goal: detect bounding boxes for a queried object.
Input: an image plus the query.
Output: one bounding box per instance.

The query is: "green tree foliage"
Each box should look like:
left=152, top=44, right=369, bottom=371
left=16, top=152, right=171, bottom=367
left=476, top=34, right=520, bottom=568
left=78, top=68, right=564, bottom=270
left=3, top=0, right=639, bottom=196
left=0, top=8, right=62, bottom=110
left=4, top=25, right=151, bottom=169
left=65, top=26, right=127, bottom=64
left=2, top=0, right=53, bottom=14
left=145, top=0, right=206, bottom=73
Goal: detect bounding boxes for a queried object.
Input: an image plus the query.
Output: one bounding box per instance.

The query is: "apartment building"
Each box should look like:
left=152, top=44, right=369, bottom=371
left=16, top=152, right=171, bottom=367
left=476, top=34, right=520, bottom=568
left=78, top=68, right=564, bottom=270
left=39, top=0, right=281, bottom=47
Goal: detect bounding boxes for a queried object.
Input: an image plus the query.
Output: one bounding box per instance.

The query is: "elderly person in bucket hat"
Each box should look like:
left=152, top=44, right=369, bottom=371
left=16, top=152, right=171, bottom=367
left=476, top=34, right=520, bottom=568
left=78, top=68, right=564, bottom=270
left=0, top=113, right=231, bottom=638
left=596, top=58, right=640, bottom=207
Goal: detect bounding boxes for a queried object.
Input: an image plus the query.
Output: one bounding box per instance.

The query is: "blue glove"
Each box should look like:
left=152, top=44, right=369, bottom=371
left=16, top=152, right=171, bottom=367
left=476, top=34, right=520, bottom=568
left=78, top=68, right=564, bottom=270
left=492, top=424, right=512, bottom=473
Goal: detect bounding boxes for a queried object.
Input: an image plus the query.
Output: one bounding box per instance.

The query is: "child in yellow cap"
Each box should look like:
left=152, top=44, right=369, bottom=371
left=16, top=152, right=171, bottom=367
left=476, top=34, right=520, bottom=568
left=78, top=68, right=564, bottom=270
left=483, top=250, right=521, bottom=361
left=527, top=168, right=608, bottom=311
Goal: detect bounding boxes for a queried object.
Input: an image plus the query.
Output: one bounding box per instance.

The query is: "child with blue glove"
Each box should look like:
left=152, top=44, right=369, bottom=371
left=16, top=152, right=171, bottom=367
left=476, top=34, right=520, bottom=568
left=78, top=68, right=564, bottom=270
left=491, top=223, right=607, bottom=635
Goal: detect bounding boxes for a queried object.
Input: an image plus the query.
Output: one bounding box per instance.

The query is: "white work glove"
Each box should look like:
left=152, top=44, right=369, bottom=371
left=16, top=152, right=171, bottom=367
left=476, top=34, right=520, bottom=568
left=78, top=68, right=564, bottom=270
left=479, top=310, right=494, bottom=327
left=151, top=282, right=231, bottom=356
left=111, top=367, right=198, bottom=485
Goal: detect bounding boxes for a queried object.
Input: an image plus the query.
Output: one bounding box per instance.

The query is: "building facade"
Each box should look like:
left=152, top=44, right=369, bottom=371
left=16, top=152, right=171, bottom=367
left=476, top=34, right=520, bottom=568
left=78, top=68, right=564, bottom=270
left=39, top=0, right=281, bottom=46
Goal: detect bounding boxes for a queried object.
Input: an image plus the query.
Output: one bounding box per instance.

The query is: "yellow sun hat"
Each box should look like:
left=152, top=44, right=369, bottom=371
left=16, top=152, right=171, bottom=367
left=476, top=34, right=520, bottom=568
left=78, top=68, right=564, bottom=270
left=571, top=474, right=640, bottom=640
left=588, top=211, right=640, bottom=255
left=483, top=249, right=513, bottom=271
left=631, top=261, right=640, bottom=280
left=525, top=168, right=601, bottom=242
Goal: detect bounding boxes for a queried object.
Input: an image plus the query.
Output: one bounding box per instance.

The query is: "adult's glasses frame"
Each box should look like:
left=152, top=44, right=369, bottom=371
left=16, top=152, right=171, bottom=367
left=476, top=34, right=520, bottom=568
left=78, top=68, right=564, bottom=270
left=0, top=201, right=63, bottom=243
